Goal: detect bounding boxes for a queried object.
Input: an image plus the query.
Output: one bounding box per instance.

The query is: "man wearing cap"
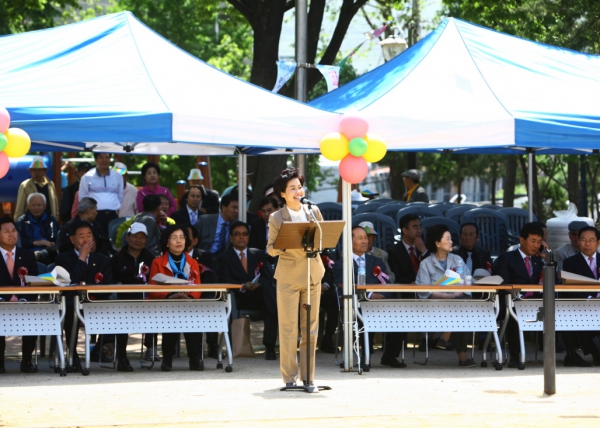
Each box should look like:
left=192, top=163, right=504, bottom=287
left=57, top=197, right=114, bottom=257
left=79, top=153, right=123, bottom=236
left=358, top=221, right=395, bottom=284
left=15, top=193, right=60, bottom=264
left=113, top=162, right=138, bottom=218
left=14, top=156, right=59, bottom=220
left=60, top=161, right=92, bottom=223
left=110, top=222, right=155, bottom=371
left=555, top=220, right=587, bottom=272
left=401, top=169, right=429, bottom=203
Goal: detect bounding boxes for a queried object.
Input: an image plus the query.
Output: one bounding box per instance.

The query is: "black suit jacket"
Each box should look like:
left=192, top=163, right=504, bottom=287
left=249, top=218, right=277, bottom=264
left=562, top=252, right=600, bottom=297
left=55, top=251, right=113, bottom=288
left=0, top=247, right=39, bottom=301
left=387, top=241, right=426, bottom=285
left=332, top=253, right=389, bottom=288
left=493, top=249, right=544, bottom=285
left=189, top=248, right=218, bottom=284
left=452, top=245, right=492, bottom=273
left=171, top=208, right=201, bottom=226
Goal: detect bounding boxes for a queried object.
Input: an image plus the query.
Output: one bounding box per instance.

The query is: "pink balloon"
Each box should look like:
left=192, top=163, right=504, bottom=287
left=339, top=115, right=369, bottom=140
left=0, top=152, right=9, bottom=179
left=0, top=107, right=9, bottom=133
left=339, top=154, right=368, bottom=184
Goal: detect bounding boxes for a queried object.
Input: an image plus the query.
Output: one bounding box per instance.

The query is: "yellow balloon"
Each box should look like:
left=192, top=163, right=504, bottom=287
left=363, top=133, right=387, bottom=163
left=4, top=128, right=31, bottom=158
left=320, top=132, right=349, bottom=161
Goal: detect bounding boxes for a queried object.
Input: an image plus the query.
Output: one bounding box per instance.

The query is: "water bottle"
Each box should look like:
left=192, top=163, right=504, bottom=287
left=357, top=257, right=366, bottom=286
left=456, top=259, right=464, bottom=284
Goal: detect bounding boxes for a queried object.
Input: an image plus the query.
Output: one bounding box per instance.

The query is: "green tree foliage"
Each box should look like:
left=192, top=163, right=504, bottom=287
left=0, top=0, right=80, bottom=34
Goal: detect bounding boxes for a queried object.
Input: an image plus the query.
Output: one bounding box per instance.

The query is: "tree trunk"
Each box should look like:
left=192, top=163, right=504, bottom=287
left=567, top=159, right=580, bottom=211
left=386, top=153, right=406, bottom=200
left=247, top=154, right=289, bottom=213
left=503, top=156, right=517, bottom=208
left=491, top=177, right=497, bottom=205
left=457, top=180, right=463, bottom=204
left=520, top=155, right=543, bottom=220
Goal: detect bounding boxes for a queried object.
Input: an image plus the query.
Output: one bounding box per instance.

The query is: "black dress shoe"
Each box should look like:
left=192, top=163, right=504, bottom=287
left=507, top=359, right=520, bottom=368
left=265, top=351, right=277, bottom=360
left=319, top=341, right=337, bottom=354
left=71, top=356, right=82, bottom=373
left=117, top=358, right=134, bottom=372
left=0, top=364, right=5, bottom=374
left=564, top=352, right=593, bottom=367
left=380, top=357, right=407, bottom=368
left=189, top=359, right=204, bottom=371
left=20, top=360, right=38, bottom=373
left=161, top=359, right=172, bottom=372
left=208, top=344, right=219, bottom=359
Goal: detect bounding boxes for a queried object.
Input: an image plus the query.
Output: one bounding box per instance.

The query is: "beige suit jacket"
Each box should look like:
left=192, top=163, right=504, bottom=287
left=267, top=204, right=325, bottom=284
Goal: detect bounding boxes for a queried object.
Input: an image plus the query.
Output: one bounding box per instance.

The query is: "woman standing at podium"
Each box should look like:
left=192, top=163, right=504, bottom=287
left=267, top=167, right=325, bottom=387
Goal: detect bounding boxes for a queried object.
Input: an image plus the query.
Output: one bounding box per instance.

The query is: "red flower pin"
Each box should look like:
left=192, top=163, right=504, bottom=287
left=486, top=261, right=492, bottom=274
left=373, top=265, right=381, bottom=276
left=94, top=272, right=104, bottom=284
left=189, top=270, right=198, bottom=284
left=372, top=265, right=389, bottom=284
left=140, top=264, right=150, bottom=275
left=18, top=267, right=28, bottom=286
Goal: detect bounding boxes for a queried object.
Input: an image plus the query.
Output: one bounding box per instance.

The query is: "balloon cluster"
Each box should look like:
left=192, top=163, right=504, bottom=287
left=0, top=107, right=32, bottom=179
left=319, top=116, right=387, bottom=184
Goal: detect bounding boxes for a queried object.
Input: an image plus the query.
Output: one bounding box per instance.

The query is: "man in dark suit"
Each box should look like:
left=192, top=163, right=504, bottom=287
left=216, top=221, right=278, bottom=360
left=249, top=196, right=278, bottom=263
left=55, top=219, right=113, bottom=370
left=195, top=192, right=238, bottom=255
left=561, top=226, right=600, bottom=366
left=0, top=217, right=40, bottom=373
left=388, top=214, right=429, bottom=285
left=172, top=185, right=203, bottom=227
left=453, top=222, right=492, bottom=274
left=494, top=222, right=545, bottom=369
left=334, top=226, right=406, bottom=369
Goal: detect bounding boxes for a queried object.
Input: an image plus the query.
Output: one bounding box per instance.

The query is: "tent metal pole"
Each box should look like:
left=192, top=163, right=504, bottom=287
left=238, top=151, right=247, bottom=222
left=528, top=151, right=534, bottom=222
left=294, top=0, right=308, bottom=177
left=342, top=179, right=353, bottom=371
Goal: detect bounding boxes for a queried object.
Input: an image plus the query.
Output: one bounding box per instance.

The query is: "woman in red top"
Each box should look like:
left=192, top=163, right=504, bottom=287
left=148, top=224, right=203, bottom=371
left=136, top=162, right=177, bottom=216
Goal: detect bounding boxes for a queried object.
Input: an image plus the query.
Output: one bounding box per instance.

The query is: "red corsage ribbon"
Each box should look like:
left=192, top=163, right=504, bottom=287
left=94, top=272, right=104, bottom=284
left=188, top=270, right=198, bottom=285
left=321, top=255, right=334, bottom=269
left=372, top=265, right=389, bottom=284
left=538, top=271, right=544, bottom=285
left=486, top=261, right=492, bottom=274
left=18, top=267, right=28, bottom=286
left=137, top=263, right=150, bottom=283
left=255, top=261, right=264, bottom=277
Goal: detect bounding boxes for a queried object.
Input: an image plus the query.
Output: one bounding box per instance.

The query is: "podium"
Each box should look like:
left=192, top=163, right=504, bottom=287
left=275, top=218, right=344, bottom=393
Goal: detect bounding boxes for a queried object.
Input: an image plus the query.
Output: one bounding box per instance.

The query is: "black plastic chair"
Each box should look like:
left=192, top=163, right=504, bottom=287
left=445, top=205, right=477, bottom=224
left=352, top=213, right=398, bottom=250
left=375, top=203, right=405, bottom=225
left=499, top=208, right=537, bottom=246
left=428, top=202, right=456, bottom=215
left=479, top=204, right=502, bottom=210
left=462, top=209, right=509, bottom=257
left=108, top=217, right=130, bottom=248
left=318, top=202, right=343, bottom=221
left=354, top=202, right=386, bottom=215
left=396, top=206, right=444, bottom=228
left=421, top=217, right=461, bottom=246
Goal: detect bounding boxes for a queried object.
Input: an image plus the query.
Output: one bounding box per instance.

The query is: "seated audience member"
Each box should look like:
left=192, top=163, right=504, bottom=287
left=319, top=250, right=340, bottom=354
left=493, top=222, right=545, bottom=369
left=114, top=196, right=174, bottom=250
left=110, top=223, right=156, bottom=371
left=172, top=185, right=203, bottom=226
left=130, top=194, right=163, bottom=257
left=0, top=217, right=40, bottom=373
left=216, top=221, right=277, bottom=360
left=57, top=197, right=114, bottom=256
left=60, top=161, right=92, bottom=222
left=196, top=192, right=239, bottom=255
left=113, top=162, right=138, bottom=218
left=15, top=193, right=60, bottom=264
left=358, top=221, right=395, bottom=283
left=555, top=220, right=587, bottom=272
left=248, top=196, right=279, bottom=264
left=415, top=224, right=475, bottom=367
left=334, top=226, right=405, bottom=369
left=507, top=221, right=549, bottom=255
left=561, top=226, right=600, bottom=367
left=452, top=222, right=492, bottom=275
left=182, top=168, right=220, bottom=215
left=136, top=162, right=176, bottom=217
left=147, top=225, right=203, bottom=372
left=388, top=214, right=429, bottom=285
left=55, top=219, right=113, bottom=371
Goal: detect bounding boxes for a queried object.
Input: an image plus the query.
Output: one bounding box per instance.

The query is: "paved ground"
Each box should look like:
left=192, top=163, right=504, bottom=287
left=1, top=328, right=600, bottom=427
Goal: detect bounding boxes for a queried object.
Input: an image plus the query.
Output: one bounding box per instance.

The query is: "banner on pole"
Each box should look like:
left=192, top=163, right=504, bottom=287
left=316, top=65, right=340, bottom=92
left=272, top=61, right=297, bottom=93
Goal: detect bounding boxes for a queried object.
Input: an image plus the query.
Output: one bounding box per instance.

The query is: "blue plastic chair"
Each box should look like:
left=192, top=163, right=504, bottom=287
left=375, top=203, right=405, bottom=225
left=445, top=205, right=477, bottom=224
left=499, top=208, right=538, bottom=246
left=354, top=202, right=386, bottom=215
left=37, top=262, right=48, bottom=274
left=420, top=217, right=461, bottom=247
left=462, top=208, right=509, bottom=257
left=479, top=204, right=502, bottom=210
left=396, top=206, right=444, bottom=229
left=371, top=198, right=395, bottom=204
left=352, top=213, right=398, bottom=251
left=318, top=202, right=343, bottom=221
left=429, top=202, right=456, bottom=215
left=108, top=217, right=129, bottom=247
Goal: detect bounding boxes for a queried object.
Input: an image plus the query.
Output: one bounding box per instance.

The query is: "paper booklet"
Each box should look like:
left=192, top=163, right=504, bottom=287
left=474, top=275, right=504, bottom=285
left=151, top=273, right=191, bottom=285
left=560, top=270, right=600, bottom=285
left=434, top=269, right=462, bottom=286
left=26, top=266, right=71, bottom=286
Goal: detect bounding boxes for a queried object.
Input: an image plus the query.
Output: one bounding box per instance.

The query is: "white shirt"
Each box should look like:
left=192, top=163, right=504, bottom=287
left=79, top=168, right=124, bottom=211
left=118, top=182, right=138, bottom=217
left=288, top=206, right=307, bottom=222
left=582, top=252, right=597, bottom=269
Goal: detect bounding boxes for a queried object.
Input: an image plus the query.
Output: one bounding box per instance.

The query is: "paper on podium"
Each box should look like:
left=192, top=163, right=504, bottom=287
left=560, top=270, right=600, bottom=285
left=26, top=266, right=71, bottom=286
left=151, top=273, right=190, bottom=285
left=475, top=275, right=504, bottom=285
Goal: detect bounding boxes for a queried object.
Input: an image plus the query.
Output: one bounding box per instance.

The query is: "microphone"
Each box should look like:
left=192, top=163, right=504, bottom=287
left=300, top=197, right=317, bottom=206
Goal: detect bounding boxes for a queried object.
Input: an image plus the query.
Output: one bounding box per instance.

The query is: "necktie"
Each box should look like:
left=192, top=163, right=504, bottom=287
left=190, top=211, right=197, bottom=225
left=6, top=251, right=14, bottom=277
left=524, top=256, right=532, bottom=277
left=409, top=246, right=419, bottom=274
left=589, top=256, right=597, bottom=279
left=466, top=252, right=473, bottom=275
left=240, top=251, right=248, bottom=273
left=216, top=222, right=229, bottom=254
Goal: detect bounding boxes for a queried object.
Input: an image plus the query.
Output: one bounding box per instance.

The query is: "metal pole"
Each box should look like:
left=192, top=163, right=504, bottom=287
left=238, top=151, right=247, bottom=222
left=579, top=154, right=588, bottom=217
left=294, top=0, right=308, bottom=177
left=528, top=151, right=534, bottom=222
left=542, top=252, right=556, bottom=395
left=342, top=180, right=353, bottom=370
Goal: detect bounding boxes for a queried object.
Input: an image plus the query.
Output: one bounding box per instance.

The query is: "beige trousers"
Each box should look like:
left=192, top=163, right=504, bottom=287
left=276, top=280, right=321, bottom=384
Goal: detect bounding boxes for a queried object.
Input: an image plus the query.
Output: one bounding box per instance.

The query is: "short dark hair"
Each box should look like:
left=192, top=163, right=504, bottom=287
left=460, top=222, right=479, bottom=236
left=220, top=192, right=238, bottom=209
left=272, top=167, right=305, bottom=203
left=352, top=225, right=367, bottom=236
left=69, top=218, right=93, bottom=236
left=142, top=194, right=162, bottom=212
left=400, top=214, right=420, bottom=231
left=141, top=161, right=160, bottom=177
left=0, top=217, right=16, bottom=229
left=520, top=222, right=544, bottom=240
left=425, top=224, right=450, bottom=254
left=259, top=196, right=279, bottom=210
left=184, top=224, right=199, bottom=240
left=579, top=226, right=600, bottom=240
left=229, top=220, right=249, bottom=235
left=188, top=185, right=202, bottom=193
left=93, top=153, right=111, bottom=160
left=161, top=225, right=191, bottom=253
